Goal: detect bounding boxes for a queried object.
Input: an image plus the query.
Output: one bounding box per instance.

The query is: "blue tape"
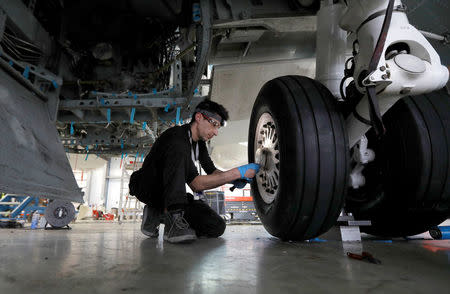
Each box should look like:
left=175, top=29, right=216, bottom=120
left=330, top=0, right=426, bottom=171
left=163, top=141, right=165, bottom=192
left=439, top=226, right=450, bottom=233
left=121, top=139, right=124, bottom=149
left=152, top=88, right=157, bottom=94
left=100, top=98, right=106, bottom=105
left=8, top=60, right=13, bottom=66
left=194, top=88, right=199, bottom=94
left=130, top=112, right=136, bottom=124
left=23, top=66, right=30, bottom=79
left=107, top=109, right=111, bottom=123
left=307, top=238, right=327, bottom=243
left=142, top=121, right=147, bottom=130
left=52, top=80, right=58, bottom=89
left=141, top=153, right=145, bottom=162
left=112, top=93, right=116, bottom=97
left=128, top=91, right=132, bottom=97
left=373, top=240, right=393, bottom=243
left=192, top=3, right=201, bottom=22
left=134, top=94, right=138, bottom=100
left=164, top=103, right=171, bottom=112
left=121, top=153, right=124, bottom=160
left=130, top=108, right=136, bottom=123
left=438, top=226, right=450, bottom=240
left=92, top=90, right=97, bottom=95
left=176, top=107, right=181, bottom=125
left=135, top=152, right=139, bottom=161
left=85, top=146, right=89, bottom=161
left=70, top=122, right=74, bottom=135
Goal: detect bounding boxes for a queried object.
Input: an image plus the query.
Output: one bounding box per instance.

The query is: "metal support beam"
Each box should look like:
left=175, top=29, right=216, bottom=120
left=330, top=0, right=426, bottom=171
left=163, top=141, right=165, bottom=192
left=184, top=0, right=213, bottom=108
left=0, top=51, right=47, bottom=102
left=0, top=47, right=63, bottom=112
left=67, top=147, right=148, bottom=156
left=104, top=159, right=111, bottom=210
left=61, top=136, right=152, bottom=147
left=58, top=110, right=156, bottom=123
left=59, top=96, right=206, bottom=111
left=419, top=30, right=449, bottom=44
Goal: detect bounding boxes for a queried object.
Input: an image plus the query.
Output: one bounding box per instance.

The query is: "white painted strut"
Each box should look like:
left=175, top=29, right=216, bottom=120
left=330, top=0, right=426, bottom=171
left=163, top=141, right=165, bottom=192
left=315, top=0, right=348, bottom=97
left=339, top=0, right=449, bottom=147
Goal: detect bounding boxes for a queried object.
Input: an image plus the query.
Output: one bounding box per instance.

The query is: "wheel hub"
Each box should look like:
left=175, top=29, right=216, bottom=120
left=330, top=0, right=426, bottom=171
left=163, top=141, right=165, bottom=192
left=254, top=113, right=280, bottom=204
left=255, top=148, right=275, bottom=171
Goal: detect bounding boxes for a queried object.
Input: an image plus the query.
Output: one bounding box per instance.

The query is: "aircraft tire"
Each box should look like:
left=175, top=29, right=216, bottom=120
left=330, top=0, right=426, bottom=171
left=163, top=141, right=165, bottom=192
left=248, top=76, right=349, bottom=240
left=346, top=88, right=450, bottom=237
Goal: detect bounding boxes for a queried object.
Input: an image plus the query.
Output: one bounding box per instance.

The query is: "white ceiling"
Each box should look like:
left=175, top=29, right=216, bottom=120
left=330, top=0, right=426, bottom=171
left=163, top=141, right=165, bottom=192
left=209, top=58, right=316, bottom=169
left=67, top=153, right=107, bottom=170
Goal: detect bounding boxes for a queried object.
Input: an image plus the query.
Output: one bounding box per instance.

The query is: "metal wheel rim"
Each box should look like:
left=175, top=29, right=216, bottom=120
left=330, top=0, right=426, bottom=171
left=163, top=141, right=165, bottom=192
left=54, top=206, right=68, bottom=219
left=254, top=112, right=280, bottom=204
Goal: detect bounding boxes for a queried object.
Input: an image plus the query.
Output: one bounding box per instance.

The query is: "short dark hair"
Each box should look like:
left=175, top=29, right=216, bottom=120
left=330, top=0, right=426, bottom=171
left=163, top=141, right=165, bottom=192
left=190, top=99, right=229, bottom=125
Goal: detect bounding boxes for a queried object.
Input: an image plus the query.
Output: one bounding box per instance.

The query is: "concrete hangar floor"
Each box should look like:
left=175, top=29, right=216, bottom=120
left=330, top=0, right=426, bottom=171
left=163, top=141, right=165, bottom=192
left=0, top=222, right=449, bottom=294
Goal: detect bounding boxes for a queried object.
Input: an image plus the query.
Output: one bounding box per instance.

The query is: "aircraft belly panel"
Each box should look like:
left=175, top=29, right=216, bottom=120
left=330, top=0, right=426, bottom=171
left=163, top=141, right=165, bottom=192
left=0, top=70, right=83, bottom=202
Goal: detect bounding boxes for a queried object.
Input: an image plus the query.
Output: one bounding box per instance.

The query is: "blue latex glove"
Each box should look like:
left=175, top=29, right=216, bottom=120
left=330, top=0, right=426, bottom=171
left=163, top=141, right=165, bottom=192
left=237, top=163, right=260, bottom=181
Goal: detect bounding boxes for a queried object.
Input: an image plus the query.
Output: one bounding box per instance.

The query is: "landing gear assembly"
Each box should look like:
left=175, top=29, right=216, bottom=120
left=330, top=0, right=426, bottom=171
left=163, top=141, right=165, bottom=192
left=249, top=0, right=449, bottom=240
left=347, top=89, right=450, bottom=237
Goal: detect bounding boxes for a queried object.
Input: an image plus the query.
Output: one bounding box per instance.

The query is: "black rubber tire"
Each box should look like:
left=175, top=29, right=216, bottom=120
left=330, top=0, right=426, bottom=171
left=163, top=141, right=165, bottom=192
left=248, top=76, right=349, bottom=241
left=346, top=88, right=450, bottom=237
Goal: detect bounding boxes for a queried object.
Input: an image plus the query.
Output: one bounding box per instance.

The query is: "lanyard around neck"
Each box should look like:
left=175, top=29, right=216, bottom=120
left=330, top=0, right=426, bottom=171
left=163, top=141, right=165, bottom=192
left=188, top=129, right=199, bottom=163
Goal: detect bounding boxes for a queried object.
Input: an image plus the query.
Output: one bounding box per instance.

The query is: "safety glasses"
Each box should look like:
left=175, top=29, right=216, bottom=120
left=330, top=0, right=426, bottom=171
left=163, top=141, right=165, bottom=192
left=201, top=113, right=221, bottom=129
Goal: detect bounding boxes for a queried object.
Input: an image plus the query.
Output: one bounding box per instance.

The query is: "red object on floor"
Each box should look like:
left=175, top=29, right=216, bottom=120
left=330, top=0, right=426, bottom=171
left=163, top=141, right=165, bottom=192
left=104, top=213, right=114, bottom=221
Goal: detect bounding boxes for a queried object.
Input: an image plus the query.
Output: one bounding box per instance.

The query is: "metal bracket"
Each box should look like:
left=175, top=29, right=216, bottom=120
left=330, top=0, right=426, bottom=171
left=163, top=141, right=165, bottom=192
left=170, top=59, right=183, bottom=95
left=362, top=66, right=392, bottom=87
left=349, top=135, right=375, bottom=189
left=353, top=135, right=375, bottom=164
left=184, top=0, right=212, bottom=108
left=0, top=47, right=62, bottom=121
left=0, top=48, right=62, bottom=86
left=337, top=214, right=371, bottom=242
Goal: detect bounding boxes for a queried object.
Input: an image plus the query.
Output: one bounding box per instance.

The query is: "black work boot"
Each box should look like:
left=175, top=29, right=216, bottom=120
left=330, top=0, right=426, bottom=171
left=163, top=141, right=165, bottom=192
left=141, top=205, right=161, bottom=238
left=164, top=210, right=197, bottom=243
